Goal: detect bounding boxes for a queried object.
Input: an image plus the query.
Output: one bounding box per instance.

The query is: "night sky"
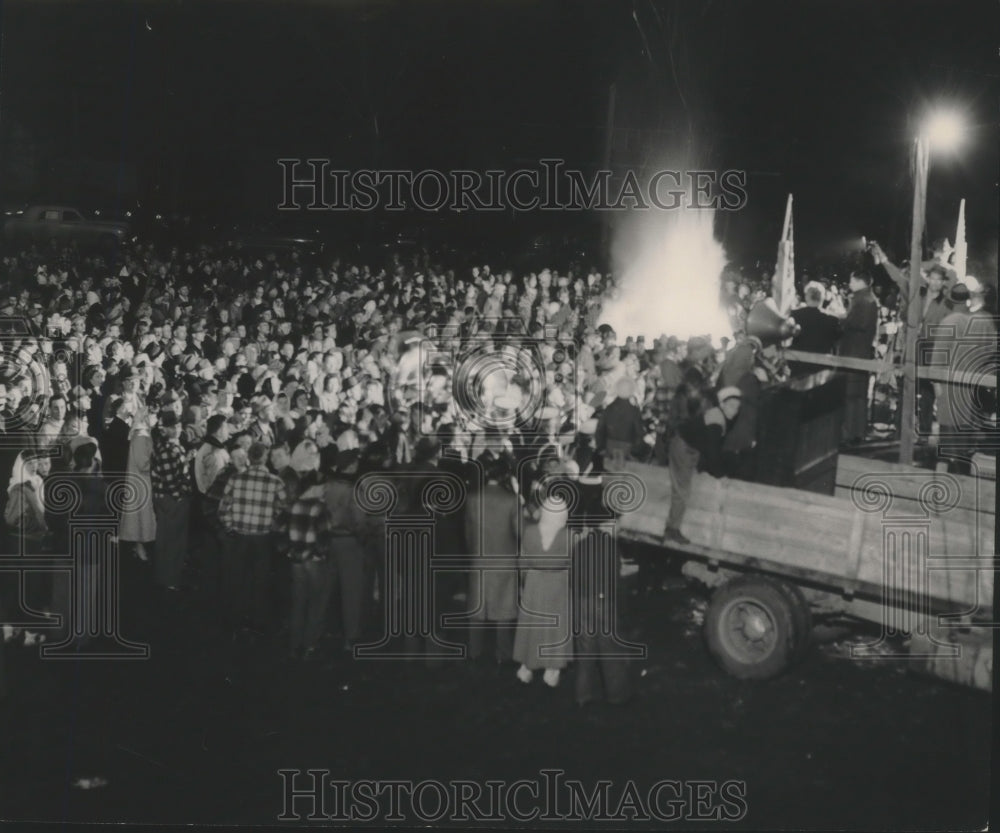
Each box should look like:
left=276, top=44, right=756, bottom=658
left=0, top=0, right=997, bottom=263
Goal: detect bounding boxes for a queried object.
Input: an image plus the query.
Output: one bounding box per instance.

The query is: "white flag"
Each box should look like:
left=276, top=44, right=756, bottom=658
left=771, top=194, right=795, bottom=315
left=953, top=199, right=967, bottom=282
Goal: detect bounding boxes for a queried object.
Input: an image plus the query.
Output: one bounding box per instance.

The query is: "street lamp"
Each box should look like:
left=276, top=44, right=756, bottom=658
left=924, top=110, right=965, bottom=153
left=899, top=109, right=966, bottom=465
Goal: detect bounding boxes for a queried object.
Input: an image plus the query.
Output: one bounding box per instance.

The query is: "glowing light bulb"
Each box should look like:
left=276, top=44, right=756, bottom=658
left=924, top=110, right=965, bottom=152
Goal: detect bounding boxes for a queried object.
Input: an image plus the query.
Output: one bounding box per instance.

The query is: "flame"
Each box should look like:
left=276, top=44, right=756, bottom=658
left=603, top=207, right=732, bottom=345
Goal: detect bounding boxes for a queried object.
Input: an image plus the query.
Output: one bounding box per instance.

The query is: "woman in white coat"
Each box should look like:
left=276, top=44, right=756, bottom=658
left=118, top=407, right=157, bottom=561
left=513, top=493, right=572, bottom=687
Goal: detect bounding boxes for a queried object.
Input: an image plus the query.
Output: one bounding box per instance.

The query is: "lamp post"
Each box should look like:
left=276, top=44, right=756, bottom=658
left=898, top=111, right=965, bottom=466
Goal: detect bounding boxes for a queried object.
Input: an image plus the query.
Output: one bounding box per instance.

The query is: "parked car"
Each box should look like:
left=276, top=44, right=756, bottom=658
left=3, top=205, right=130, bottom=249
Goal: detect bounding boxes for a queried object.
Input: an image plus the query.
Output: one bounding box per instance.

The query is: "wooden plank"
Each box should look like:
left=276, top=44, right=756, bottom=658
left=838, top=453, right=996, bottom=494
left=623, top=514, right=848, bottom=576
left=836, top=455, right=995, bottom=516
left=847, top=528, right=989, bottom=600
left=784, top=350, right=997, bottom=387
left=714, top=536, right=843, bottom=575
left=626, top=461, right=852, bottom=513
left=833, top=488, right=989, bottom=525
left=938, top=516, right=994, bottom=557
left=621, top=505, right=852, bottom=563
left=832, top=493, right=994, bottom=553
left=709, top=477, right=726, bottom=550
left=621, top=529, right=854, bottom=587
left=720, top=493, right=850, bottom=526
left=622, top=528, right=991, bottom=619
left=712, top=515, right=846, bottom=556
left=845, top=506, right=866, bottom=592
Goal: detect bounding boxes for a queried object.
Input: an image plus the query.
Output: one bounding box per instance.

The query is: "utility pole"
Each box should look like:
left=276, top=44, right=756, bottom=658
left=899, top=137, right=929, bottom=466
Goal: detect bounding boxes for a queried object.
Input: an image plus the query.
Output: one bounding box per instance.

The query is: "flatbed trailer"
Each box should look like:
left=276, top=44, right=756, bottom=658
left=617, top=456, right=995, bottom=690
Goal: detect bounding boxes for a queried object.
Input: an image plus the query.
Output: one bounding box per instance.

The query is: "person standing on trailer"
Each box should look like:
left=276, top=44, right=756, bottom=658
left=663, top=387, right=742, bottom=546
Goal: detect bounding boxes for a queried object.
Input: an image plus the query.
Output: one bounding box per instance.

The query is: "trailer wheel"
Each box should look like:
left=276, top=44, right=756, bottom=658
left=775, top=580, right=813, bottom=661
left=705, top=577, right=796, bottom=679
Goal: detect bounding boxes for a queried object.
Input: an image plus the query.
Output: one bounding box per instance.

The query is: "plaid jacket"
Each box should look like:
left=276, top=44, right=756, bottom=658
left=151, top=432, right=193, bottom=500
left=286, top=484, right=330, bottom=562
left=220, top=464, right=288, bottom=536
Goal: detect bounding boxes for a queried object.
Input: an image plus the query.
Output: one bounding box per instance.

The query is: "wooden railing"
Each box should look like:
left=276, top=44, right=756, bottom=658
left=782, top=350, right=997, bottom=389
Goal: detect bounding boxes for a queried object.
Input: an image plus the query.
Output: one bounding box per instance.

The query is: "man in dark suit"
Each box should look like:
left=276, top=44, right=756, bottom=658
left=838, top=271, right=879, bottom=445
left=789, top=282, right=841, bottom=376
left=100, top=397, right=131, bottom=477
left=396, top=436, right=456, bottom=664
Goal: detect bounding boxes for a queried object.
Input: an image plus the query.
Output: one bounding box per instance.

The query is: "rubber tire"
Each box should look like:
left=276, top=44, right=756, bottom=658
left=705, top=576, right=796, bottom=680
left=774, top=580, right=813, bottom=662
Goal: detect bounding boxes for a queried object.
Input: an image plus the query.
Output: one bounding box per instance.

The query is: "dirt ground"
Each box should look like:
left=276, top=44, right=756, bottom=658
left=0, top=546, right=992, bottom=830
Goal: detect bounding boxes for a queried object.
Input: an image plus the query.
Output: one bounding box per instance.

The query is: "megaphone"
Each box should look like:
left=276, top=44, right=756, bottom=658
left=746, top=299, right=799, bottom=347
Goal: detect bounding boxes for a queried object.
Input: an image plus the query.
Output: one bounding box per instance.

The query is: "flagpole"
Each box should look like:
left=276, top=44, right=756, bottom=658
left=781, top=193, right=792, bottom=240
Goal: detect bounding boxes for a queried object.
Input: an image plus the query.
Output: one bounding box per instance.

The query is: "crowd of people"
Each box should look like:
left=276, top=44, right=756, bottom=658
left=0, top=230, right=994, bottom=703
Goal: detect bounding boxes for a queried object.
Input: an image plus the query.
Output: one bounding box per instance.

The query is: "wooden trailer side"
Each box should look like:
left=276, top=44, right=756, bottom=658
left=618, top=460, right=994, bottom=619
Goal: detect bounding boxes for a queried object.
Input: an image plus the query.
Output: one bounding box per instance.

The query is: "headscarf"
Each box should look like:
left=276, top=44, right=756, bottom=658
left=290, top=440, right=321, bottom=474
left=614, top=375, right=636, bottom=400
left=7, top=450, right=44, bottom=502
